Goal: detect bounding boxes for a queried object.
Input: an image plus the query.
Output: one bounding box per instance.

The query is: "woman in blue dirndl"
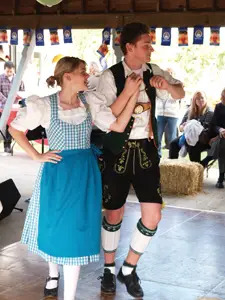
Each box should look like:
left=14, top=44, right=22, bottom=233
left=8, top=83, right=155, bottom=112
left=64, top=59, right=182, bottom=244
left=9, top=56, right=142, bottom=300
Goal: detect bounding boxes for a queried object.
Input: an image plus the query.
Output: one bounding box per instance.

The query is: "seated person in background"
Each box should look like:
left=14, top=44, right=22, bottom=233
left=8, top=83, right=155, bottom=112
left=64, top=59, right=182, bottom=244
left=201, top=88, right=225, bottom=188
left=169, top=91, right=213, bottom=163
left=0, top=61, right=25, bottom=153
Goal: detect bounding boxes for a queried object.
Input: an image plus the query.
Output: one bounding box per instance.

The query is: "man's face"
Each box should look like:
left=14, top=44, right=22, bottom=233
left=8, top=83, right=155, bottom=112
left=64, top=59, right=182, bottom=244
left=5, top=67, right=14, bottom=78
left=127, top=33, right=154, bottom=64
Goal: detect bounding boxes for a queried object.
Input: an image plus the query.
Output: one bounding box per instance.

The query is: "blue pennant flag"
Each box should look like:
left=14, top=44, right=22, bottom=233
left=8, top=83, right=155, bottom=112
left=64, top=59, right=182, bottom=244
left=193, top=26, right=204, bottom=45
left=63, top=26, right=72, bottom=43
left=10, top=28, right=18, bottom=45
left=161, top=27, right=171, bottom=46
left=36, top=29, right=45, bottom=46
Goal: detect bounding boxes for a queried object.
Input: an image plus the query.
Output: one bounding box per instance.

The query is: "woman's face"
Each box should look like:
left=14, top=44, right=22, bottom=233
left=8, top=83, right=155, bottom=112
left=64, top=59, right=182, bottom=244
left=65, top=62, right=89, bottom=92
left=194, top=93, right=206, bottom=109
left=221, top=90, right=225, bottom=104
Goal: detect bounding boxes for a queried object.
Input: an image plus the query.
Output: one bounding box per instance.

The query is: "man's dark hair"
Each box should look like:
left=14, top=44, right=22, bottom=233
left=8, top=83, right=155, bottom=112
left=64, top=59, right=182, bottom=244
left=120, top=22, right=149, bottom=55
left=4, top=61, right=15, bottom=70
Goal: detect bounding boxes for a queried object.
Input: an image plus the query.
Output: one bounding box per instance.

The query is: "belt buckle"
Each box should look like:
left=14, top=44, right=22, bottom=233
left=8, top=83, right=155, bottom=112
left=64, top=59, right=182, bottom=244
left=134, top=104, right=144, bottom=114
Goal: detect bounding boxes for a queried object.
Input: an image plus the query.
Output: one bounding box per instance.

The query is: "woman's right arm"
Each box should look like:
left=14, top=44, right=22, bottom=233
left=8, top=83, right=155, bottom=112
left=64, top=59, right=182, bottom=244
left=8, top=127, right=62, bottom=163
left=109, top=89, right=140, bottom=133
left=109, top=74, right=142, bottom=117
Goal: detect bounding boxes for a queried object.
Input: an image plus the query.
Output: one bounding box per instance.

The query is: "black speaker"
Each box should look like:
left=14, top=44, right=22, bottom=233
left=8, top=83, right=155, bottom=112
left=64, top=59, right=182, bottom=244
left=0, top=179, right=22, bottom=221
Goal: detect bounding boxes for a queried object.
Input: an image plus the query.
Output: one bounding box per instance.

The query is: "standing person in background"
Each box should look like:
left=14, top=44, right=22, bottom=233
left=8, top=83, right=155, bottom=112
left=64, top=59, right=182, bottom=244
left=97, top=22, right=185, bottom=299
left=0, top=61, right=25, bottom=153
left=156, top=68, right=181, bottom=157
left=9, top=56, right=141, bottom=300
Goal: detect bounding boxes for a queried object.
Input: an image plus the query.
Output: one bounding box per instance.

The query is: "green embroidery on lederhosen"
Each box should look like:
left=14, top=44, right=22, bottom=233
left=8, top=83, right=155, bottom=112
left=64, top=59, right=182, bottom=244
left=98, top=156, right=105, bottom=173
left=137, top=144, right=152, bottom=169
left=114, top=147, right=130, bottom=174
left=157, top=185, right=162, bottom=197
left=102, top=184, right=112, bottom=204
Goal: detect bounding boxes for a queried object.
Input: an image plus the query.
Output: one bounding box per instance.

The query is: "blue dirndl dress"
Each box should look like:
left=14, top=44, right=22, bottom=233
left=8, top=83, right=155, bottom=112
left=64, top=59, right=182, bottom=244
left=21, top=92, right=102, bottom=265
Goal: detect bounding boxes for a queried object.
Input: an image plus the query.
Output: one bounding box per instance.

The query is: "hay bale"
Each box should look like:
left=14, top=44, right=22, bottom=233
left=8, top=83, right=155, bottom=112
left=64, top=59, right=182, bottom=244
left=160, top=159, right=204, bottom=195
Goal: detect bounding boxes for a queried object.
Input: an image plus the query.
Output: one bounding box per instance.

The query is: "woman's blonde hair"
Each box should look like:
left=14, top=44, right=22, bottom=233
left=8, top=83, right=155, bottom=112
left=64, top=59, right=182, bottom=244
left=46, top=56, right=86, bottom=87
left=188, top=91, right=208, bottom=120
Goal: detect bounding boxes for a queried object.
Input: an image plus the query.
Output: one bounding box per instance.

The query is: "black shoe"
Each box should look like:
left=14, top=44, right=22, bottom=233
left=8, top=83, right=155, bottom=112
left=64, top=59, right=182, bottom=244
left=117, top=267, right=144, bottom=298
left=44, top=275, right=60, bottom=297
left=4, top=146, right=11, bottom=153
left=98, top=268, right=116, bottom=295
left=216, top=181, right=224, bottom=189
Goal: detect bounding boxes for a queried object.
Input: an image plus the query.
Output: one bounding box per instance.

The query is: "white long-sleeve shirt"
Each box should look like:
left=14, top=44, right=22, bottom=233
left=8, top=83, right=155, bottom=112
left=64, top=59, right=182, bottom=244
left=11, top=91, right=116, bottom=132
left=97, top=60, right=181, bottom=139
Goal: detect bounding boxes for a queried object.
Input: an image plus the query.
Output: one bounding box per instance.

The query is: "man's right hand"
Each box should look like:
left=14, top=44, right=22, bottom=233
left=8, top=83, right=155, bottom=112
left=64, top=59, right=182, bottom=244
left=123, top=73, right=142, bottom=98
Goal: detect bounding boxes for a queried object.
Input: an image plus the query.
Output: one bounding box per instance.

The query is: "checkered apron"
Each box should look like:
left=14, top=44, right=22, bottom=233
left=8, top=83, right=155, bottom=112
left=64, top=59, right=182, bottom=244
left=21, top=92, right=102, bottom=265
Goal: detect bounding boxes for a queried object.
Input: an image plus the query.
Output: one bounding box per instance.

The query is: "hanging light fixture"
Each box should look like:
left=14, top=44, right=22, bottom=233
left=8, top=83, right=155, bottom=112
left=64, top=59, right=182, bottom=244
left=36, top=0, right=62, bottom=7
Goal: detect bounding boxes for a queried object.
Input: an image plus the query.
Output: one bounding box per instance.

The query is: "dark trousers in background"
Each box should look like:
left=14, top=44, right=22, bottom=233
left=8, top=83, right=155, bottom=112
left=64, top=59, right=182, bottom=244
left=0, top=112, right=12, bottom=152
left=169, top=137, right=209, bottom=163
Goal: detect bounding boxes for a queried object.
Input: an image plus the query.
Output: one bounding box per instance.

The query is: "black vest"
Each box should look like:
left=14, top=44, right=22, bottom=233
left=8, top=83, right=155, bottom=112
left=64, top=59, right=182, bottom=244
left=102, top=62, right=158, bottom=155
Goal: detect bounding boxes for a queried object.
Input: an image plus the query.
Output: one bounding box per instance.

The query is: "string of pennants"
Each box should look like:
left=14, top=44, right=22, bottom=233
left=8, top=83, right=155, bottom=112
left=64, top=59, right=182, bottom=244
left=96, top=26, right=220, bottom=61
left=0, top=25, right=220, bottom=47
left=0, top=27, right=73, bottom=46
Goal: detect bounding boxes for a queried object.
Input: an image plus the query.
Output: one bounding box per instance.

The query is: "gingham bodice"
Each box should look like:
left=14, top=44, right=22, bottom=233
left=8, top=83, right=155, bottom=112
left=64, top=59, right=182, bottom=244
left=46, top=93, right=92, bottom=150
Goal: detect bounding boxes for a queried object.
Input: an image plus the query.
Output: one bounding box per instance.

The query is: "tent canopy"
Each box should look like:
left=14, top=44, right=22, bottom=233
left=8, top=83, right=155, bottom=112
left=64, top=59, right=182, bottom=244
left=0, top=0, right=225, bottom=28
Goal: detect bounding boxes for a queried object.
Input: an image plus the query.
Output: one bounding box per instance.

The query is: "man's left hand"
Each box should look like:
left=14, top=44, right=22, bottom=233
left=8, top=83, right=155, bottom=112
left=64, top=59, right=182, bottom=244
left=149, top=75, right=169, bottom=90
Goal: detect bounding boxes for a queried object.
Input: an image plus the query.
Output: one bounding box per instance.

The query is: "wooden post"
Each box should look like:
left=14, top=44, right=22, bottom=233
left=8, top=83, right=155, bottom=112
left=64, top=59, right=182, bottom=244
left=0, top=31, right=35, bottom=133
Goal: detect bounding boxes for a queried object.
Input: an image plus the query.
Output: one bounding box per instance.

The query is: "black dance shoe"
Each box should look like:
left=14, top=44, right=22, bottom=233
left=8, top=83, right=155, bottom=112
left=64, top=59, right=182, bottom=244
left=44, top=275, right=60, bottom=298
left=117, top=267, right=144, bottom=298
left=98, top=268, right=116, bottom=295
left=216, top=181, right=224, bottom=188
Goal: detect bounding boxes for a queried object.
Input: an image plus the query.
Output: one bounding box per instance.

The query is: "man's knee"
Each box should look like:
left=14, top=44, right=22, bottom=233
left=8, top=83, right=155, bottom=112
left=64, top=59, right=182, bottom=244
left=141, top=210, right=161, bottom=229
left=105, top=207, right=124, bottom=225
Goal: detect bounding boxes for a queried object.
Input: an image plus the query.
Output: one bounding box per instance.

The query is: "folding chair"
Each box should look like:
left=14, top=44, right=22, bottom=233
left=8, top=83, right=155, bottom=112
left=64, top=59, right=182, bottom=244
left=11, top=125, right=47, bottom=155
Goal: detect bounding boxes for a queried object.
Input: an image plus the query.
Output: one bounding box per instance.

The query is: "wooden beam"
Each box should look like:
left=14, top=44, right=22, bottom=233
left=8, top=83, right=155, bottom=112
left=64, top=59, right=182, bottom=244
left=130, top=0, right=135, bottom=13
left=186, top=0, right=190, bottom=11
left=158, top=0, right=162, bottom=12
left=123, top=11, right=225, bottom=26
left=81, top=0, right=86, bottom=14
left=0, top=14, right=123, bottom=29
left=34, top=1, right=40, bottom=15
left=213, top=0, right=217, bottom=11
left=57, top=1, right=64, bottom=15
left=105, top=0, right=110, bottom=13
left=0, top=12, right=225, bottom=28
left=12, top=0, right=16, bottom=16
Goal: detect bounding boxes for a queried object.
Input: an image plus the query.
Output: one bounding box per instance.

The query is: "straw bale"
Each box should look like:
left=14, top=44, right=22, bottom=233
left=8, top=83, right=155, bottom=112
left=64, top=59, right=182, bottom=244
left=160, top=159, right=204, bottom=195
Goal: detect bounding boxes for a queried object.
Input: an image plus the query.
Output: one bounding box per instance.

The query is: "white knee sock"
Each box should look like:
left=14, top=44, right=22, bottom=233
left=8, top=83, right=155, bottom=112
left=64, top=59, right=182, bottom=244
left=130, top=219, right=157, bottom=255
left=101, top=216, right=122, bottom=253
left=46, top=262, right=59, bottom=289
left=63, top=265, right=81, bottom=300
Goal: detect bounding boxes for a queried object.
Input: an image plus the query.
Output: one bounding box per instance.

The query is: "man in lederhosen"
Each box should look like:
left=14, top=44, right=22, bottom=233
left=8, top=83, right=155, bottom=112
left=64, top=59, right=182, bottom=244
left=97, top=23, right=185, bottom=298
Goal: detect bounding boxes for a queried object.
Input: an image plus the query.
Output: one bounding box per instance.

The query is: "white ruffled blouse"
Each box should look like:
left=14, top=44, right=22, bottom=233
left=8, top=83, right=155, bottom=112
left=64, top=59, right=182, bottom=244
left=11, top=91, right=116, bottom=132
